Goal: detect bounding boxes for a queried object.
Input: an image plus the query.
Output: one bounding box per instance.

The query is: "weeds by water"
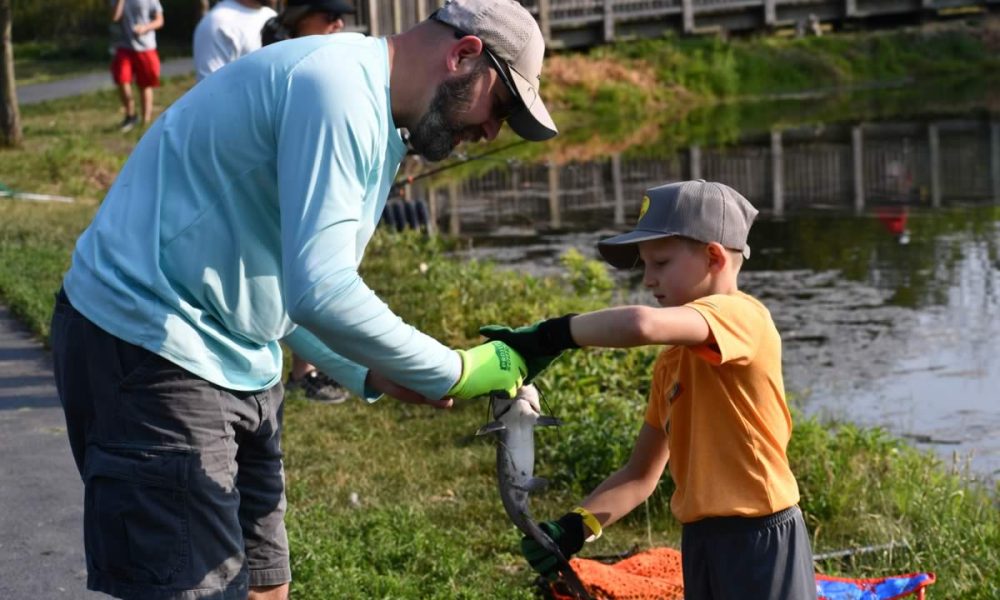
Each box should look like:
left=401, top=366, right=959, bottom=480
left=4, top=200, right=996, bottom=596
left=2, top=25, right=999, bottom=596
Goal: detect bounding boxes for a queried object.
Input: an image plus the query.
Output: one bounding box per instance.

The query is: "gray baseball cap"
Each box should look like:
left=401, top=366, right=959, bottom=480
left=430, top=0, right=557, bottom=141
left=598, top=180, right=759, bottom=269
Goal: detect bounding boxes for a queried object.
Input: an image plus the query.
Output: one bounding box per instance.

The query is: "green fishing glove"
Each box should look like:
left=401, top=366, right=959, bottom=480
left=479, top=314, right=579, bottom=382
left=520, top=512, right=586, bottom=580
left=448, top=341, right=527, bottom=400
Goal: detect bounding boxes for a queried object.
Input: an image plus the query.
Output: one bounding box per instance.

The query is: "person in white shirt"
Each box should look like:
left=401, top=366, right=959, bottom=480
left=192, top=0, right=277, bottom=81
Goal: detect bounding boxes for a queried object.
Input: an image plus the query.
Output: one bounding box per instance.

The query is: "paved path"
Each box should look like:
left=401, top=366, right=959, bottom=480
left=2, top=58, right=195, bottom=599
left=17, top=58, right=193, bottom=106
left=0, top=306, right=101, bottom=598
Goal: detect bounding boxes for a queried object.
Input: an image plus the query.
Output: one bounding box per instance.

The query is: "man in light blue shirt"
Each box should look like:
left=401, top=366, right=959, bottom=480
left=50, top=0, right=558, bottom=597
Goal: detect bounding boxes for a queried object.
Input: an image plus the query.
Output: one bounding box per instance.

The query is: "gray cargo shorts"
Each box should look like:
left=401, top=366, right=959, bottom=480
left=681, top=505, right=817, bottom=600
left=51, top=289, right=290, bottom=599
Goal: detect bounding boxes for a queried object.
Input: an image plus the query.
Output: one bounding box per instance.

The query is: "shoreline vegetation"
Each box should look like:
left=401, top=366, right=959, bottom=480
left=1, top=19, right=998, bottom=599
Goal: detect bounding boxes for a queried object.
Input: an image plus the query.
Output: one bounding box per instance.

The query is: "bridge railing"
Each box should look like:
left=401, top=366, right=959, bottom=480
left=346, top=0, right=993, bottom=46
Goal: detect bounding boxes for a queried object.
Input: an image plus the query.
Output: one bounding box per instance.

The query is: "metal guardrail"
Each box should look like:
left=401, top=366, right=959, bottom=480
left=411, top=119, right=1000, bottom=234
left=347, top=0, right=994, bottom=46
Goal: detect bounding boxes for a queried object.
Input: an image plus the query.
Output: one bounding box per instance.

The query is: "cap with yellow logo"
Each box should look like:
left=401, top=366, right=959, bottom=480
left=597, top=180, right=758, bottom=269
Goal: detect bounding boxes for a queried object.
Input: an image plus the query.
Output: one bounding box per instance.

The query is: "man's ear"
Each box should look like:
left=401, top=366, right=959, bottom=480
left=446, top=34, right=485, bottom=74
left=705, top=242, right=728, bottom=273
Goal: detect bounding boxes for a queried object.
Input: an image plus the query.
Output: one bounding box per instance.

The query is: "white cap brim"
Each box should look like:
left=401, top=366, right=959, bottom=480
left=508, top=68, right=557, bottom=141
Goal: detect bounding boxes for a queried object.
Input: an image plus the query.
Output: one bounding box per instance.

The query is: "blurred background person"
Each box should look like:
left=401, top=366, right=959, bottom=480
left=262, top=0, right=358, bottom=405
left=110, top=0, right=164, bottom=132
left=261, top=0, right=356, bottom=46
left=193, top=0, right=276, bottom=82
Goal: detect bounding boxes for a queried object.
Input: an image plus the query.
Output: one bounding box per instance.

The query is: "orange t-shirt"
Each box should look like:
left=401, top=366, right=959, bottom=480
left=644, top=291, right=800, bottom=524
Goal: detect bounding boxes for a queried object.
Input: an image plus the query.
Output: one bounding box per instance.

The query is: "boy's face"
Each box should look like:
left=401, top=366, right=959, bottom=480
left=638, top=237, right=711, bottom=307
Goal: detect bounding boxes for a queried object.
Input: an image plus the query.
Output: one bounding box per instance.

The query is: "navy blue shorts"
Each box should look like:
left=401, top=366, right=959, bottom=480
left=51, top=289, right=290, bottom=599
left=681, top=506, right=817, bottom=600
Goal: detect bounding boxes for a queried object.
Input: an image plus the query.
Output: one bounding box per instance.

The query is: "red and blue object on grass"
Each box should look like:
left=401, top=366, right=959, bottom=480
left=547, top=548, right=936, bottom=600
left=817, top=572, right=936, bottom=600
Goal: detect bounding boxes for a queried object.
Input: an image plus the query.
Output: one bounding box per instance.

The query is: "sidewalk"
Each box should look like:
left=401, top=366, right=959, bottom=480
left=2, top=57, right=195, bottom=599
left=17, top=58, right=193, bottom=106
left=0, top=305, right=101, bottom=598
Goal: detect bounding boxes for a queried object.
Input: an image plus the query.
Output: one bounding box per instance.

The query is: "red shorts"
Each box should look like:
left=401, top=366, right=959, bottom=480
left=111, top=47, right=161, bottom=88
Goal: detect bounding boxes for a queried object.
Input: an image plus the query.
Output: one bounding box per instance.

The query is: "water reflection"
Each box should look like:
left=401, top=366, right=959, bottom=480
left=401, top=94, right=1000, bottom=482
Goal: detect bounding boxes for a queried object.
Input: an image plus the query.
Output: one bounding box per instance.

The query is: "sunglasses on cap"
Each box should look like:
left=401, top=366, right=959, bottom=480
left=437, top=19, right=523, bottom=123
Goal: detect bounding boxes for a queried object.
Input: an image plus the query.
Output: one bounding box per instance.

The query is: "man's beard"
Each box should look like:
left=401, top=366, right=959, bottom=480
left=407, top=66, right=486, bottom=162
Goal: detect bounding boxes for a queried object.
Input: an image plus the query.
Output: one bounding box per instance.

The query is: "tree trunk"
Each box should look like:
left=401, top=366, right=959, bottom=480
left=0, top=0, right=22, bottom=147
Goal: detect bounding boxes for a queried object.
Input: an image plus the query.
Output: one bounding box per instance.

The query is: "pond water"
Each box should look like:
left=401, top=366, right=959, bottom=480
left=401, top=84, right=1000, bottom=483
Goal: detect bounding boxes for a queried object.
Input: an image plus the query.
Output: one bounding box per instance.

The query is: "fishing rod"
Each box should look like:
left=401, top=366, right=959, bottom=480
left=393, top=137, right=531, bottom=189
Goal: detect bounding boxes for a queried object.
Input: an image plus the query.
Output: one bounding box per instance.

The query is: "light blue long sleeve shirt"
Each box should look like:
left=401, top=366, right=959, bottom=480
left=64, top=34, right=461, bottom=400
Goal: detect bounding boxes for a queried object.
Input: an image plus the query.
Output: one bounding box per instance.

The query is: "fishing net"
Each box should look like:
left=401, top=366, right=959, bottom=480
left=545, top=547, right=935, bottom=600
left=549, top=548, right=684, bottom=600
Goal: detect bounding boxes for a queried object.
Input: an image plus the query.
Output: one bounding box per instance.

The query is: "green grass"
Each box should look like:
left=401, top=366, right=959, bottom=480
left=13, top=38, right=191, bottom=86
left=2, top=28, right=999, bottom=597
left=597, top=23, right=1000, bottom=100
left=4, top=197, right=997, bottom=596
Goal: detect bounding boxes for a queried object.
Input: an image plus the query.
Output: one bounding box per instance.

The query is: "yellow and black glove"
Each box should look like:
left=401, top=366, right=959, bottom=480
left=479, top=314, right=578, bottom=383
left=448, top=340, right=527, bottom=400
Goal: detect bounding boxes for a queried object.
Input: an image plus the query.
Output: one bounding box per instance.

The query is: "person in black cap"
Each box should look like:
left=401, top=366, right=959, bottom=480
left=261, top=0, right=356, bottom=46
left=261, top=0, right=359, bottom=404
left=481, top=180, right=817, bottom=600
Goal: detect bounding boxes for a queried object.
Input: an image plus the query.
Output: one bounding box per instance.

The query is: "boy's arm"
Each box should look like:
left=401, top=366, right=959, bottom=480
left=570, top=305, right=711, bottom=348
left=579, top=422, right=670, bottom=530
left=111, top=0, right=125, bottom=22
left=481, top=306, right=710, bottom=381
left=521, top=422, right=670, bottom=579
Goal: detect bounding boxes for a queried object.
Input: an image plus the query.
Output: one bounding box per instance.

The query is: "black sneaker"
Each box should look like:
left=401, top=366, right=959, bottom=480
left=120, top=115, right=139, bottom=133
left=286, top=371, right=350, bottom=404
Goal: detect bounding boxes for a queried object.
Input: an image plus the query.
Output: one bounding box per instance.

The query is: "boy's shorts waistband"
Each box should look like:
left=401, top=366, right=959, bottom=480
left=682, top=505, right=801, bottom=536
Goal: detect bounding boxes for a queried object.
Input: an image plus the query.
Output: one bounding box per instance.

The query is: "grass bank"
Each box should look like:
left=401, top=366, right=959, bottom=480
left=2, top=21, right=999, bottom=598
left=1, top=196, right=998, bottom=597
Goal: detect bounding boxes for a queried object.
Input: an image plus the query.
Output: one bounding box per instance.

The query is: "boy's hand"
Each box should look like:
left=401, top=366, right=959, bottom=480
left=448, top=341, right=526, bottom=400
left=479, top=314, right=578, bottom=382
left=521, top=512, right=586, bottom=579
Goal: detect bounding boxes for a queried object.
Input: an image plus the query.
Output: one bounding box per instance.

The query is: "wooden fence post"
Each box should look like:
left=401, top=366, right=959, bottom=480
left=770, top=130, right=784, bottom=217
left=367, top=0, right=379, bottom=36
left=852, top=125, right=865, bottom=214
left=765, top=0, right=777, bottom=26
left=991, top=122, right=1000, bottom=203
left=611, top=153, right=625, bottom=225
left=548, top=161, right=561, bottom=230
left=448, top=181, right=460, bottom=236
left=604, top=0, right=616, bottom=42
left=425, top=185, right=438, bottom=235
left=538, top=0, right=552, bottom=44
left=928, top=124, right=941, bottom=208
left=689, top=145, right=702, bottom=180
left=392, top=0, right=403, bottom=34
left=682, top=0, right=695, bottom=33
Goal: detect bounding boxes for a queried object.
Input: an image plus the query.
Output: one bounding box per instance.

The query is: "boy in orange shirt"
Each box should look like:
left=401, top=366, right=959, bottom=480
left=483, top=180, right=816, bottom=599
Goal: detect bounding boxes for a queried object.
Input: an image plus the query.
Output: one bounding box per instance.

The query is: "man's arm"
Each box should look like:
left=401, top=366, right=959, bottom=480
left=570, top=305, right=711, bottom=348
left=111, top=0, right=125, bottom=22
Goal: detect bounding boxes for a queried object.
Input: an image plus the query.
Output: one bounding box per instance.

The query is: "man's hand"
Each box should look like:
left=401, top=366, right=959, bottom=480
left=366, top=371, right=453, bottom=409
left=479, top=314, right=578, bottom=382
left=447, top=341, right=526, bottom=400
left=521, top=512, right=586, bottom=580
